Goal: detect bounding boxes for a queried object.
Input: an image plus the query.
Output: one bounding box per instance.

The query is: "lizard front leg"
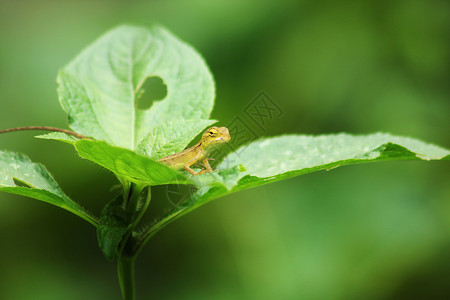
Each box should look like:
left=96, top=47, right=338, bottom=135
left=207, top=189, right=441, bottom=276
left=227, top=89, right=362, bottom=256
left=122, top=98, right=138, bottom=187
left=184, top=154, right=207, bottom=176
left=184, top=156, right=199, bottom=175
left=185, top=157, right=214, bottom=176
left=199, top=158, right=214, bottom=172
left=194, top=158, right=214, bottom=175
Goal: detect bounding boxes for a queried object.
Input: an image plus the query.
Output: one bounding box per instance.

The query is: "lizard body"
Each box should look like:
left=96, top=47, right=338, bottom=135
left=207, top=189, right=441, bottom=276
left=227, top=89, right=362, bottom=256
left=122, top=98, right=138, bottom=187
left=158, top=126, right=230, bottom=175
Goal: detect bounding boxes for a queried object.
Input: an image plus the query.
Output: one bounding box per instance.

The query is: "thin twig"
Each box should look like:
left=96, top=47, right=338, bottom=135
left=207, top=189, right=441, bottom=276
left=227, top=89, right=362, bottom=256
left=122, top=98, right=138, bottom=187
left=0, top=126, right=90, bottom=140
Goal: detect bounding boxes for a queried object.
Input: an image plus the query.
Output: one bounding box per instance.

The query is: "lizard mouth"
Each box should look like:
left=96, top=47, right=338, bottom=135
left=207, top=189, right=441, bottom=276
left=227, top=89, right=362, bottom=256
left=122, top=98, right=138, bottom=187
left=215, top=136, right=230, bottom=143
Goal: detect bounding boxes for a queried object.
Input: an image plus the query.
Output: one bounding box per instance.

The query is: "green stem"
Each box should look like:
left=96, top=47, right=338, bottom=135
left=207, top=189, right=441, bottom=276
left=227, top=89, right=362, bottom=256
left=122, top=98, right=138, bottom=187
left=125, top=183, right=145, bottom=217
left=117, top=185, right=151, bottom=299
left=131, top=187, right=151, bottom=231
left=117, top=255, right=136, bottom=300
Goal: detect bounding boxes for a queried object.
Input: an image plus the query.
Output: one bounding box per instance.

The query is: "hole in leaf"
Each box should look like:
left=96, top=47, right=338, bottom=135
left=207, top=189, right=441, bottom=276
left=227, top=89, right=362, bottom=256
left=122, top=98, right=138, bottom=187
left=13, top=177, right=32, bottom=188
left=136, top=76, right=168, bottom=110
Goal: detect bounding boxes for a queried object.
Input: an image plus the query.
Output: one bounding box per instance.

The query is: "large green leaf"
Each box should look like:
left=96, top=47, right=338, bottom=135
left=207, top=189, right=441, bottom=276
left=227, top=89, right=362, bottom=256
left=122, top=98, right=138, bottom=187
left=219, top=132, right=450, bottom=190
left=57, top=25, right=215, bottom=150
left=138, top=133, right=449, bottom=244
left=74, top=139, right=189, bottom=186
left=0, top=150, right=98, bottom=226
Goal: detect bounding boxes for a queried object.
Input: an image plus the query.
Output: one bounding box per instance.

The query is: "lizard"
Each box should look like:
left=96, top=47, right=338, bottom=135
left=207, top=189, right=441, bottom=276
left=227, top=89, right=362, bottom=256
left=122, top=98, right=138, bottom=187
left=158, top=126, right=231, bottom=175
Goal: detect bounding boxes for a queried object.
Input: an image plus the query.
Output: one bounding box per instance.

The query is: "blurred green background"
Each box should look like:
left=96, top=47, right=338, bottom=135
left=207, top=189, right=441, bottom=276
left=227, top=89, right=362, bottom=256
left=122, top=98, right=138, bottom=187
left=1, top=0, right=449, bottom=299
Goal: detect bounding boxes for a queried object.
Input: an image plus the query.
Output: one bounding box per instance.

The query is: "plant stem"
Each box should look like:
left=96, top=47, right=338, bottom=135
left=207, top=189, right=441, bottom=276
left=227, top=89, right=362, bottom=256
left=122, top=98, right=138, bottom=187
left=0, top=126, right=90, bottom=139
left=125, top=184, right=145, bottom=218
left=117, top=185, right=151, bottom=299
left=117, top=254, right=136, bottom=300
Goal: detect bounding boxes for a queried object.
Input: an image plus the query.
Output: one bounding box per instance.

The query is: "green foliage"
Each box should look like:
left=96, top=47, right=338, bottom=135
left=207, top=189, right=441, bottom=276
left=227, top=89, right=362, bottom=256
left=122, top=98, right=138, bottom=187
left=35, top=132, right=77, bottom=144
left=74, top=139, right=188, bottom=186
left=0, top=150, right=97, bottom=226
left=2, top=24, right=449, bottom=246
left=1, top=24, right=449, bottom=300
left=57, top=25, right=215, bottom=150
left=219, top=133, right=450, bottom=189
left=141, top=133, right=450, bottom=241
left=97, top=194, right=130, bottom=261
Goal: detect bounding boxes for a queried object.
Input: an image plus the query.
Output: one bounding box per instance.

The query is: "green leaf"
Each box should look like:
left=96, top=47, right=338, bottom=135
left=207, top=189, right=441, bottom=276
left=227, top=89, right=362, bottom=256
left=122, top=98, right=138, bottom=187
left=57, top=25, right=215, bottom=150
left=0, top=150, right=98, bottom=226
left=219, top=133, right=450, bottom=190
left=74, top=139, right=189, bottom=186
left=97, top=195, right=129, bottom=261
left=136, top=119, right=216, bottom=159
left=139, top=133, right=449, bottom=243
left=35, top=132, right=77, bottom=144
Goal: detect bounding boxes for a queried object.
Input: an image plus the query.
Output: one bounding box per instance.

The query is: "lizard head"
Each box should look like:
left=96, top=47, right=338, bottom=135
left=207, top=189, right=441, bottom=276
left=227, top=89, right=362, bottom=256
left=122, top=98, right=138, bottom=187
left=201, top=126, right=231, bottom=147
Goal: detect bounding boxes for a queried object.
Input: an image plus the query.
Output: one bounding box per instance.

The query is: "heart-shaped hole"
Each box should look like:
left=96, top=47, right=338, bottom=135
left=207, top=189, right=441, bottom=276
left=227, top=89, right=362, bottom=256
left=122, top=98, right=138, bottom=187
left=136, top=76, right=168, bottom=110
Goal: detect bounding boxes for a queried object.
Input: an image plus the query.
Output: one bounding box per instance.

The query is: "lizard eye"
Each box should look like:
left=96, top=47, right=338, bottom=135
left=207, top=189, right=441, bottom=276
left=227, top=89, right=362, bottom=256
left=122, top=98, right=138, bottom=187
left=209, top=131, right=215, bottom=136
